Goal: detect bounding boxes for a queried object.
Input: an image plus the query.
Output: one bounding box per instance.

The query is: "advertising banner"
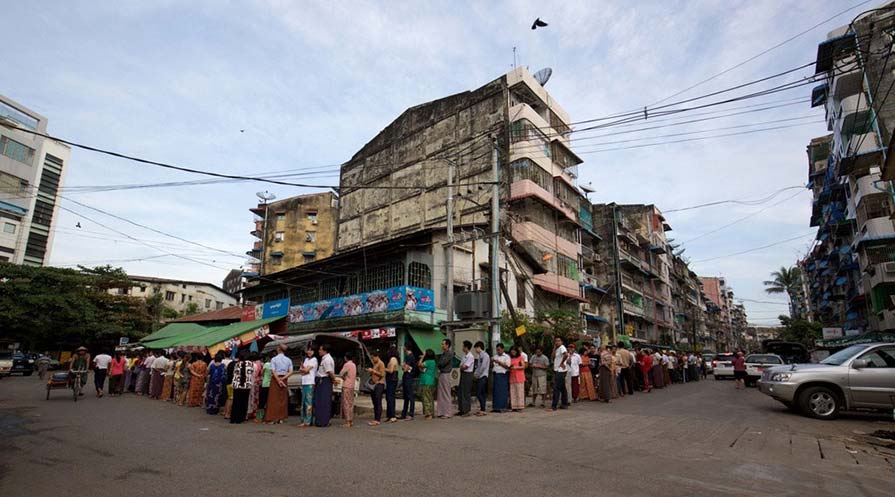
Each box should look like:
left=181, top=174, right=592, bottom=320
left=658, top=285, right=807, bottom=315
left=822, top=327, right=843, bottom=340
left=241, top=306, right=256, bottom=322
left=262, top=298, right=290, bottom=319
left=288, top=286, right=435, bottom=324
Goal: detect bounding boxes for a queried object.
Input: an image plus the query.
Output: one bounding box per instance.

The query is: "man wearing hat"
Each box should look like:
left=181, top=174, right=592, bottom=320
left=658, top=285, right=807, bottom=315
left=68, top=347, right=91, bottom=395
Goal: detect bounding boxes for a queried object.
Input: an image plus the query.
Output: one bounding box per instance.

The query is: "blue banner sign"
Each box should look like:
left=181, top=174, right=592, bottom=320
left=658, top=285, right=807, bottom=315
left=262, top=298, right=290, bottom=319
left=288, top=286, right=434, bottom=323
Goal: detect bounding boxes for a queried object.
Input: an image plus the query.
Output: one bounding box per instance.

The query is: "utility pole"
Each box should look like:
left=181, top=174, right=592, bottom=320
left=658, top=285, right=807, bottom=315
left=490, top=135, right=501, bottom=353
left=445, top=158, right=455, bottom=348
left=611, top=204, right=624, bottom=344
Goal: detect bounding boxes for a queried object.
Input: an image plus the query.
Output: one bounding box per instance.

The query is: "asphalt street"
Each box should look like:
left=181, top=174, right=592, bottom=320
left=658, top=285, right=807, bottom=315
left=1, top=374, right=893, bottom=497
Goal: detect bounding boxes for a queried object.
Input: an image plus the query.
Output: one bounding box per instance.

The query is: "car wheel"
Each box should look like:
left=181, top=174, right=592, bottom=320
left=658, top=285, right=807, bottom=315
left=798, top=386, right=840, bottom=420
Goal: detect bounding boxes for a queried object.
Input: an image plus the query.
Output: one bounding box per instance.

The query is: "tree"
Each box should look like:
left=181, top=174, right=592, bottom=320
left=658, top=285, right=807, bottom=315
left=185, top=302, right=199, bottom=316
left=763, top=266, right=802, bottom=318
left=776, top=315, right=822, bottom=348
left=499, top=308, right=583, bottom=353
left=0, top=263, right=153, bottom=351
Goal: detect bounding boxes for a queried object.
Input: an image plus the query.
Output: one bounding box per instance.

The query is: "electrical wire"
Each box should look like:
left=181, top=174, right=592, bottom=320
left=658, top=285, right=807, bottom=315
left=690, top=232, right=815, bottom=264
left=646, top=0, right=874, bottom=106
left=681, top=189, right=807, bottom=244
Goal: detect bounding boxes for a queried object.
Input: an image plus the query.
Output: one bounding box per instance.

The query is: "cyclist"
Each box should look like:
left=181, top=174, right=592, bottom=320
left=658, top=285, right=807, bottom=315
left=68, top=346, right=91, bottom=396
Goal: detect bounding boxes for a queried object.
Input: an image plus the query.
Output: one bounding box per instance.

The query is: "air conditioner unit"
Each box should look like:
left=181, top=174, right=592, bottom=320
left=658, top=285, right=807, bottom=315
left=883, top=262, right=895, bottom=274
left=311, top=219, right=318, bottom=225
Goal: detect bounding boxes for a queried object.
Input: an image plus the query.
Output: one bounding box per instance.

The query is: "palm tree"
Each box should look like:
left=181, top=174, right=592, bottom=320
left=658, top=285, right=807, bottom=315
left=763, top=266, right=802, bottom=318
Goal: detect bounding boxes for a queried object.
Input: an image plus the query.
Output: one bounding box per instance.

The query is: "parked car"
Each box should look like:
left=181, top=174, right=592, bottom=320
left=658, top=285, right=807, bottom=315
left=761, top=340, right=809, bottom=364
left=10, top=352, right=34, bottom=376
left=743, top=353, right=783, bottom=386
left=712, top=353, right=736, bottom=380
left=0, top=351, right=12, bottom=378
left=758, top=342, right=895, bottom=419
left=702, top=353, right=715, bottom=375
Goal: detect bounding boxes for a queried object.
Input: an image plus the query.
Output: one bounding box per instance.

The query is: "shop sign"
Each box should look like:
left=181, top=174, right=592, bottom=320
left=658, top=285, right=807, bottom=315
left=262, top=298, right=290, bottom=319
left=241, top=306, right=256, bottom=322
left=340, top=327, right=397, bottom=340
left=288, top=286, right=435, bottom=323
left=822, top=327, right=843, bottom=340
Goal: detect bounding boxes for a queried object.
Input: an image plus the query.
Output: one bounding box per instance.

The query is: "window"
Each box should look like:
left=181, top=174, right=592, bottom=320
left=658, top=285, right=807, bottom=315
left=188, top=295, right=192, bottom=301
left=0, top=101, right=39, bottom=130
left=305, top=231, right=316, bottom=242
left=181, top=294, right=186, bottom=303
left=408, top=261, right=432, bottom=289
left=0, top=136, right=35, bottom=165
left=205, top=299, right=211, bottom=309
left=272, top=254, right=283, bottom=266
left=2, top=222, right=14, bottom=234
left=165, top=291, right=175, bottom=301
left=182, top=283, right=187, bottom=289
left=116, top=287, right=129, bottom=295
left=510, top=158, right=552, bottom=191
left=307, top=211, right=318, bottom=224
left=858, top=346, right=895, bottom=368
left=516, top=276, right=526, bottom=309
left=275, top=212, right=286, bottom=221
left=302, top=254, right=315, bottom=263
left=216, top=301, right=224, bottom=310
left=274, top=231, right=285, bottom=242
left=0, top=171, right=27, bottom=196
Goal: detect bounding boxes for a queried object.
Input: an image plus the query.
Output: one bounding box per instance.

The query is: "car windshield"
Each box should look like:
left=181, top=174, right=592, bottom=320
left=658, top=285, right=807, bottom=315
left=746, top=355, right=782, bottom=364
left=703, top=354, right=715, bottom=361
left=820, top=344, right=872, bottom=366
left=715, top=354, right=735, bottom=362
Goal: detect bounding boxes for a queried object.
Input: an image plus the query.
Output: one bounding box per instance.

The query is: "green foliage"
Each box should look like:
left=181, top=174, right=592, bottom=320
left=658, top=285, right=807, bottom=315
left=0, top=263, right=152, bottom=351
left=499, top=308, right=583, bottom=352
left=185, top=302, right=199, bottom=316
left=763, top=266, right=801, bottom=317
left=775, top=315, right=822, bottom=348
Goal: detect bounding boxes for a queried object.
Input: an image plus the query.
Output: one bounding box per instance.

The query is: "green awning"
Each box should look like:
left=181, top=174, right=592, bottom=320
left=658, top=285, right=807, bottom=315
left=407, top=328, right=448, bottom=354
left=176, top=316, right=283, bottom=348
left=140, top=323, right=208, bottom=345
left=146, top=326, right=218, bottom=349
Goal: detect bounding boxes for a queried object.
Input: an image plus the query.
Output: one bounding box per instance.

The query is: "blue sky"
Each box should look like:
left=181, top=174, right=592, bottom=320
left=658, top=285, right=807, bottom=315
left=3, top=0, right=868, bottom=323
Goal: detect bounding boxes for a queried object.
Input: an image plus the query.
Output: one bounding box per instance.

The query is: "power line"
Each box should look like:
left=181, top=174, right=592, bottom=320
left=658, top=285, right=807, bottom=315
left=662, top=186, right=806, bottom=213
left=681, top=189, right=807, bottom=244
left=646, top=0, right=874, bottom=106
left=690, top=232, right=815, bottom=264
left=577, top=120, right=824, bottom=154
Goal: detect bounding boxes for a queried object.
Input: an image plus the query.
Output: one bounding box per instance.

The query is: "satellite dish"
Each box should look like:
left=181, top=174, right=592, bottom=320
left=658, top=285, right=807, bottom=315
left=580, top=184, right=596, bottom=194
left=256, top=190, right=276, bottom=203
left=533, top=67, right=553, bottom=86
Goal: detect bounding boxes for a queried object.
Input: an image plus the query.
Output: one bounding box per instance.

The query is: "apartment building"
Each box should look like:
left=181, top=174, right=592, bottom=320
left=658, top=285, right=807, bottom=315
left=246, top=192, right=338, bottom=276
left=110, top=275, right=237, bottom=315
left=0, top=95, right=70, bottom=266
left=246, top=67, right=592, bottom=352
left=590, top=204, right=674, bottom=343
left=803, top=7, right=895, bottom=332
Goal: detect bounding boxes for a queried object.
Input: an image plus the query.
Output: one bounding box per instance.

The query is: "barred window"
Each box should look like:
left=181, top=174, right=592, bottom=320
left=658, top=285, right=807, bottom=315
left=510, top=158, right=552, bottom=192
left=359, top=261, right=404, bottom=293
left=290, top=286, right=318, bottom=305
left=408, top=261, right=432, bottom=289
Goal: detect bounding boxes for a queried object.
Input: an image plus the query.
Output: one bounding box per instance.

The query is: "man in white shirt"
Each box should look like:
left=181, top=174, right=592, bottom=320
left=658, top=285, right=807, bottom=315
left=149, top=352, right=168, bottom=399
left=458, top=340, right=475, bottom=416
left=568, top=348, right=582, bottom=401
left=267, top=344, right=293, bottom=423
left=473, top=341, right=490, bottom=416
left=93, top=350, right=112, bottom=398
left=551, top=337, right=569, bottom=410
left=491, top=343, right=511, bottom=413
left=298, top=347, right=318, bottom=427
left=313, top=343, right=337, bottom=427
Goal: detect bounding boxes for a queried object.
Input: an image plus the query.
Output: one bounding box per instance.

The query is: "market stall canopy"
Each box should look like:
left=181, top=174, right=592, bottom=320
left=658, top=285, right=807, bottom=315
left=140, top=323, right=208, bottom=346
left=176, top=316, right=283, bottom=354
left=145, top=325, right=217, bottom=349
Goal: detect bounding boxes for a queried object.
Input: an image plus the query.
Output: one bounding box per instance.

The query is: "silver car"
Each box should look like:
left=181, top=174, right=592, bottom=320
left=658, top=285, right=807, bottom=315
left=757, top=342, right=895, bottom=419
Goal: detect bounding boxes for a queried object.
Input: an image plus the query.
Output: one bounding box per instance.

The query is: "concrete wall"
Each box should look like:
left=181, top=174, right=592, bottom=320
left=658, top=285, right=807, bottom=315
left=110, top=278, right=237, bottom=314
left=262, top=192, right=337, bottom=274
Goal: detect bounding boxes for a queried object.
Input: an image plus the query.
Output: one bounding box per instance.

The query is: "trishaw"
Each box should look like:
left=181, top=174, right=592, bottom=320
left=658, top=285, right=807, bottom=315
left=46, top=369, right=87, bottom=401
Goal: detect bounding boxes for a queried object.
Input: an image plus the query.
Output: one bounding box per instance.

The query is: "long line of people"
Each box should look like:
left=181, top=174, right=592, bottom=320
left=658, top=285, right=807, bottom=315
left=69, top=336, right=710, bottom=428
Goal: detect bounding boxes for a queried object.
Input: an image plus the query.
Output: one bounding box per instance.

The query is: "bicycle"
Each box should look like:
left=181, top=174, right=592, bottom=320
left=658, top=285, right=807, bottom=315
left=70, top=369, right=87, bottom=402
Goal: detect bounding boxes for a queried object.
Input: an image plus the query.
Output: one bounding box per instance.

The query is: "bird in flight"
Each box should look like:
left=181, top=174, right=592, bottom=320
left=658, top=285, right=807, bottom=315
left=531, top=18, right=548, bottom=30
left=75, top=222, right=81, bottom=228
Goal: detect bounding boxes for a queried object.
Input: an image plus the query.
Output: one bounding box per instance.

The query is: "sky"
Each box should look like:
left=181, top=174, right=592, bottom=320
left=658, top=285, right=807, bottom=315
left=2, top=0, right=871, bottom=324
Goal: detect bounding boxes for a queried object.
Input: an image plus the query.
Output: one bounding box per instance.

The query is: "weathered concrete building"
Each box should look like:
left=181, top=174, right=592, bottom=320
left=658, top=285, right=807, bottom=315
left=247, top=192, right=338, bottom=276
left=110, top=275, right=237, bottom=315
left=246, top=67, right=593, bottom=355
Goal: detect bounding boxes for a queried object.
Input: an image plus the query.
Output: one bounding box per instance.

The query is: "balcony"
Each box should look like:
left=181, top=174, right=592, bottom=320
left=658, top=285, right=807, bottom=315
left=851, top=173, right=884, bottom=208
left=250, top=220, right=264, bottom=238
left=511, top=221, right=579, bottom=259
left=509, top=180, right=578, bottom=222
left=580, top=271, right=608, bottom=293
left=867, top=262, right=895, bottom=288
left=831, top=64, right=862, bottom=101
left=623, top=300, right=644, bottom=317
left=532, top=272, right=586, bottom=301
left=877, top=308, right=895, bottom=330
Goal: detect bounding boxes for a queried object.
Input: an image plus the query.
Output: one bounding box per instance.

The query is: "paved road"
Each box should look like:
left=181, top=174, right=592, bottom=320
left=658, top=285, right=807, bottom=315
left=1, top=375, right=893, bottom=496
